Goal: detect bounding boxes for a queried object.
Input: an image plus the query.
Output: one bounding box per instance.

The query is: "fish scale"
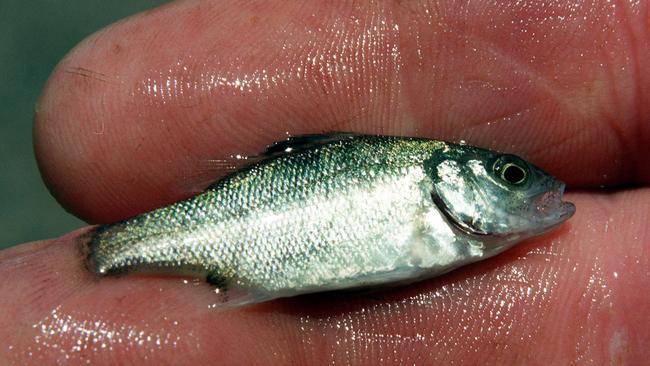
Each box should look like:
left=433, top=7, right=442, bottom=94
left=87, top=134, right=574, bottom=307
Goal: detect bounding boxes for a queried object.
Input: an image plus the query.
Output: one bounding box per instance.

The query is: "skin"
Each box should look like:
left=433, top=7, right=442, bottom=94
left=1, top=0, right=649, bottom=364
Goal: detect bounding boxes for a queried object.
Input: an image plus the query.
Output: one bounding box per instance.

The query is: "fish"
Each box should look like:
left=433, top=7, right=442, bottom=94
left=86, top=133, right=575, bottom=308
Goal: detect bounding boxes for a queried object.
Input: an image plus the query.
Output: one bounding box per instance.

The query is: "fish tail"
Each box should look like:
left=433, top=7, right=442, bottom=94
left=76, top=228, right=99, bottom=275
left=83, top=217, right=213, bottom=279
left=83, top=220, right=150, bottom=276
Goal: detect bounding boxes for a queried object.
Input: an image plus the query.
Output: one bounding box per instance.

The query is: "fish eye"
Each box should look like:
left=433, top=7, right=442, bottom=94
left=492, top=155, right=529, bottom=186
left=501, top=163, right=526, bottom=185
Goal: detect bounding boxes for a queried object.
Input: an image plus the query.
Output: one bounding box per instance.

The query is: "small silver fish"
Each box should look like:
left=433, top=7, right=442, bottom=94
left=87, top=134, right=575, bottom=307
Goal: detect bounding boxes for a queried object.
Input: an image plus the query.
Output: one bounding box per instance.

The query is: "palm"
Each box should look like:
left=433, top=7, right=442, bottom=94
left=2, top=1, right=648, bottom=364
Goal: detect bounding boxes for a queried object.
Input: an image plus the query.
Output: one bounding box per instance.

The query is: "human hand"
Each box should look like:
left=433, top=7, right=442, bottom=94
left=2, top=1, right=649, bottom=364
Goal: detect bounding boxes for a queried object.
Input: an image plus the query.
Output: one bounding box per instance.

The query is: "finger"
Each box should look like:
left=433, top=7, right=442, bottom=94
left=34, top=0, right=650, bottom=223
left=2, top=190, right=649, bottom=365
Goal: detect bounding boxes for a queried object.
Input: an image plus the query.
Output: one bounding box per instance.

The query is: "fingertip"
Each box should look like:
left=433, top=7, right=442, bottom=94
left=33, top=18, right=185, bottom=223
left=32, top=0, right=650, bottom=225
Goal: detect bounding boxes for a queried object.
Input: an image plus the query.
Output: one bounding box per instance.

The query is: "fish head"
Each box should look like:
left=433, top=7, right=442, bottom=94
left=427, top=144, right=575, bottom=247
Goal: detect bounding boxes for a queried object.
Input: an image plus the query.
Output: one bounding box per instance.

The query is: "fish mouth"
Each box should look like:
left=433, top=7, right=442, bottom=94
left=530, top=182, right=575, bottom=229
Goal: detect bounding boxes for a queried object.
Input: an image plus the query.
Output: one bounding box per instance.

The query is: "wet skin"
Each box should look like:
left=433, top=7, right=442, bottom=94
left=2, top=0, right=650, bottom=364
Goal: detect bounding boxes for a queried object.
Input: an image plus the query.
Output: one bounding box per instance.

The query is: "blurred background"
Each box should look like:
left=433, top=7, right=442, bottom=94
left=0, top=1, right=168, bottom=249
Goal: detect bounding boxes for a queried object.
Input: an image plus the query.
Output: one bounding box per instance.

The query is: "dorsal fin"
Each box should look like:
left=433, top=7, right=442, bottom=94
left=201, top=133, right=362, bottom=191
left=263, top=133, right=360, bottom=157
